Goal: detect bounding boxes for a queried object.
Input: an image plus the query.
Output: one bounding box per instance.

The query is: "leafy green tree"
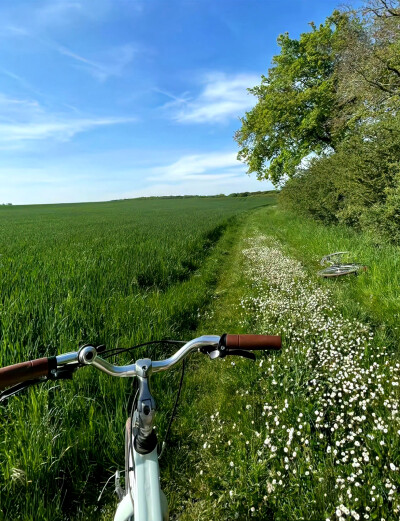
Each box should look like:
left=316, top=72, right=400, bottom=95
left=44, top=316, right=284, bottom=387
left=235, top=12, right=349, bottom=184
left=244, top=0, right=400, bottom=244
left=337, top=0, right=400, bottom=123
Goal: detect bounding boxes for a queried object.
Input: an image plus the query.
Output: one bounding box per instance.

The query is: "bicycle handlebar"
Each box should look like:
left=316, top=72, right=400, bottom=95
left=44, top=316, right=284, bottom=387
left=0, top=334, right=282, bottom=391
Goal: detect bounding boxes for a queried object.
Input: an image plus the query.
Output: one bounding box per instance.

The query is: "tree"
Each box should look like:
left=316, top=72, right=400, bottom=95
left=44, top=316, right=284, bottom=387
left=267, top=0, right=400, bottom=243
left=336, top=0, right=400, bottom=122
left=235, top=12, right=349, bottom=184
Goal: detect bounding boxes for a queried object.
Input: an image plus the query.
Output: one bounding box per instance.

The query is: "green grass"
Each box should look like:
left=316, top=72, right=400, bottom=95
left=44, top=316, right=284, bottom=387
left=153, top=205, right=400, bottom=521
left=0, top=195, right=275, bottom=520
left=2, top=198, right=400, bottom=521
left=250, top=206, right=400, bottom=348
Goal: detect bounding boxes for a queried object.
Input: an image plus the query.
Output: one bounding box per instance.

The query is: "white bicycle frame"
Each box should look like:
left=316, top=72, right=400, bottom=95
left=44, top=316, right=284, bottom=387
left=115, top=446, right=168, bottom=521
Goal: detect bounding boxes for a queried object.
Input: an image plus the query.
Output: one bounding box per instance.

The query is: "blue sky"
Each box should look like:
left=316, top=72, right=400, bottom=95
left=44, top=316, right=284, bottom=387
left=0, top=0, right=355, bottom=204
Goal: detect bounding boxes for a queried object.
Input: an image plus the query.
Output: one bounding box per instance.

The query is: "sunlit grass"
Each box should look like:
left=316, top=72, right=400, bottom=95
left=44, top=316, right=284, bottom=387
left=0, top=195, right=275, bottom=520
left=2, top=199, right=399, bottom=521
left=161, top=207, right=400, bottom=521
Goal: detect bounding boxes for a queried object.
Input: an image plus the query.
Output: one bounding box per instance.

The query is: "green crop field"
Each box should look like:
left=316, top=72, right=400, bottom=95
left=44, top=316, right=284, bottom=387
left=0, top=195, right=275, bottom=521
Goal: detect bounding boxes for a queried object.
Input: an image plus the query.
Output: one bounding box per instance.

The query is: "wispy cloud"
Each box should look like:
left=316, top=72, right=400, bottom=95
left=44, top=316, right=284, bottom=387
left=153, top=87, right=190, bottom=105
left=0, top=67, right=27, bottom=85
left=0, top=118, right=133, bottom=143
left=3, top=23, right=136, bottom=82
left=148, top=151, right=244, bottom=182
left=34, top=0, right=120, bottom=26
left=0, top=93, right=42, bottom=121
left=0, top=167, right=70, bottom=185
left=116, top=176, right=271, bottom=200
left=163, top=72, right=259, bottom=124
left=0, top=93, right=135, bottom=146
left=37, top=0, right=83, bottom=24
left=113, top=152, right=273, bottom=199
left=58, top=43, right=136, bottom=81
left=4, top=25, right=30, bottom=37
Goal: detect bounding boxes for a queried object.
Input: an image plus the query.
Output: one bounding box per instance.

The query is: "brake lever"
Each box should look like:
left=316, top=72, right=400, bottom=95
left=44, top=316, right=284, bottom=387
left=200, top=346, right=255, bottom=361
left=0, top=378, right=45, bottom=403
left=225, top=349, right=256, bottom=361
left=49, top=363, right=80, bottom=380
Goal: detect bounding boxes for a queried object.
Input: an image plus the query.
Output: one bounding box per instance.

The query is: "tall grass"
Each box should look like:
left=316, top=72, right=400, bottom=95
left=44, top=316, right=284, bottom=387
left=0, top=195, right=275, bottom=521
left=253, top=206, right=400, bottom=346
left=4, top=199, right=398, bottom=521
left=159, top=206, right=400, bottom=521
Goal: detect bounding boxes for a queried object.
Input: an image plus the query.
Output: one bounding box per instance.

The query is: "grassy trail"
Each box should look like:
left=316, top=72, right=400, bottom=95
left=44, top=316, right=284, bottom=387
left=2, top=201, right=399, bottom=520
left=161, top=206, right=400, bottom=521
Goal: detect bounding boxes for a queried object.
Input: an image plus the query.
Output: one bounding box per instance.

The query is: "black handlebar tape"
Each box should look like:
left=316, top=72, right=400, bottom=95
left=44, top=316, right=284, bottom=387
left=0, top=356, right=57, bottom=391
left=225, top=334, right=281, bottom=350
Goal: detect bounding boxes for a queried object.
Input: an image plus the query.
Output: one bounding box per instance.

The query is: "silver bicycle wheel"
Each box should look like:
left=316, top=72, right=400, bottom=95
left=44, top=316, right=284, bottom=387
left=318, top=264, right=364, bottom=278
left=320, top=251, right=350, bottom=266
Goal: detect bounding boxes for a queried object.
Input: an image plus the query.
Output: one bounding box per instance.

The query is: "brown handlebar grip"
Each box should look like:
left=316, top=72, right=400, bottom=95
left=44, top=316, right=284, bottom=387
left=225, top=334, right=281, bottom=350
left=0, top=358, right=50, bottom=391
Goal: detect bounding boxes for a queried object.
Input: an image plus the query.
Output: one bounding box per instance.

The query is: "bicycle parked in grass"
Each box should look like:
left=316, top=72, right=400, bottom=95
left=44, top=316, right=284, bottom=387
left=0, top=333, right=281, bottom=521
left=318, top=251, right=367, bottom=278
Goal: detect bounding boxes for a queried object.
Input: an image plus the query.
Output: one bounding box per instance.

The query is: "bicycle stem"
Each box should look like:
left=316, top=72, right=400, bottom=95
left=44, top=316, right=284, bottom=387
left=136, top=359, right=156, bottom=437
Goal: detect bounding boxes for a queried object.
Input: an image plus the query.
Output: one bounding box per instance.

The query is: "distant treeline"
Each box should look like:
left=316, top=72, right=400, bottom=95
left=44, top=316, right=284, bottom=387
left=236, top=0, right=400, bottom=243
left=114, top=190, right=276, bottom=202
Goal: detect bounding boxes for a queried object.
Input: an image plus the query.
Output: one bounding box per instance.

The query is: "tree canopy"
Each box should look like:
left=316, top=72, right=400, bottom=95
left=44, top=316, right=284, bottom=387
left=235, top=12, right=349, bottom=184
left=275, top=0, right=400, bottom=243
left=237, top=0, right=400, bottom=243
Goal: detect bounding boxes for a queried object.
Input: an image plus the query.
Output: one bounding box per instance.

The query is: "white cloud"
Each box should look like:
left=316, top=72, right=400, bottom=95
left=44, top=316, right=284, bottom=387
left=2, top=22, right=136, bottom=83
left=37, top=1, right=83, bottom=22
left=150, top=151, right=242, bottom=181
left=28, top=1, right=102, bottom=28
left=164, top=72, right=259, bottom=124
left=0, top=93, right=135, bottom=145
left=0, top=167, right=69, bottom=185
left=0, top=118, right=133, bottom=143
left=127, top=150, right=274, bottom=197
left=114, top=175, right=273, bottom=201
left=0, top=67, right=28, bottom=85
left=0, top=93, right=41, bottom=120
left=35, top=0, right=146, bottom=26
left=4, top=25, right=30, bottom=37
left=0, top=150, right=274, bottom=205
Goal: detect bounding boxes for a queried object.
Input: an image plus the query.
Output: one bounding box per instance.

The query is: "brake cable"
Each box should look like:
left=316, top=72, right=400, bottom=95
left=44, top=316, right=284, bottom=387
left=158, top=358, right=185, bottom=460
left=0, top=379, right=43, bottom=403
left=0, top=340, right=186, bottom=403
left=119, top=340, right=187, bottom=459
left=105, top=337, right=188, bottom=458
left=1, top=339, right=188, bottom=452
left=101, top=339, right=187, bottom=360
